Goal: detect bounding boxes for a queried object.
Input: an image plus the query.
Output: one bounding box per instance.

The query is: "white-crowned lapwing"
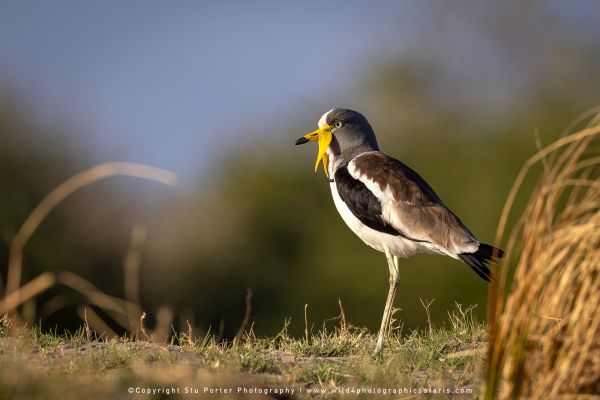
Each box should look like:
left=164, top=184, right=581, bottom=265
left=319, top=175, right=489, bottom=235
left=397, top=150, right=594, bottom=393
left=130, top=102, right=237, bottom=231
left=295, top=108, right=503, bottom=355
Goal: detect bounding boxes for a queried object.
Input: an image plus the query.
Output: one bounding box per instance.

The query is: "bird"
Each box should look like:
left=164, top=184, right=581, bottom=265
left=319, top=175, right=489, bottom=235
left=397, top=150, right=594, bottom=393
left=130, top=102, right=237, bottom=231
left=295, top=108, right=503, bottom=355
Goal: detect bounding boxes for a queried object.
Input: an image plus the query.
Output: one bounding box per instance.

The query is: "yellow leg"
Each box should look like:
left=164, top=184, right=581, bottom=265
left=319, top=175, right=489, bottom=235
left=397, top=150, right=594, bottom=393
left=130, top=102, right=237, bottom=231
left=374, top=244, right=399, bottom=356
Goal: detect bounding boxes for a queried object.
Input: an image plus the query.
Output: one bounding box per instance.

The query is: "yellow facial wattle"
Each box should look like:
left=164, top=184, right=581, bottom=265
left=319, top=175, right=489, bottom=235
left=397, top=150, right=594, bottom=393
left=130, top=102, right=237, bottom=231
left=301, top=125, right=332, bottom=177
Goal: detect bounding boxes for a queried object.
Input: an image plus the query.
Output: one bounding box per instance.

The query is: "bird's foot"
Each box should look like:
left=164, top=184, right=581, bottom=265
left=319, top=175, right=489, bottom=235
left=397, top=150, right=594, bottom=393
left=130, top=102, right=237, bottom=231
left=372, top=335, right=385, bottom=358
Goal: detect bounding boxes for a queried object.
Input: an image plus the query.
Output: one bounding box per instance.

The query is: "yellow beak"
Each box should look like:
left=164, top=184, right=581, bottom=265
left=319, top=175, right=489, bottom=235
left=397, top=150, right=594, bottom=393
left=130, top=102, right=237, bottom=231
left=294, top=125, right=332, bottom=177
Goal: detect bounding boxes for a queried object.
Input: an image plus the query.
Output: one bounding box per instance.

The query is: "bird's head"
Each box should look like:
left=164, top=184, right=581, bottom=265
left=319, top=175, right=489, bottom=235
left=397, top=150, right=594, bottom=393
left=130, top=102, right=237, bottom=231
left=295, top=108, right=379, bottom=177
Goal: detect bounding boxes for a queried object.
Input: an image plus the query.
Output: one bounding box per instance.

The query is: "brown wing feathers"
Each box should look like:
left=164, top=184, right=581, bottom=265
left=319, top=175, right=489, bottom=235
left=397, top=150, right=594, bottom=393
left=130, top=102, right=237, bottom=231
left=349, top=152, right=503, bottom=281
left=351, top=152, right=477, bottom=251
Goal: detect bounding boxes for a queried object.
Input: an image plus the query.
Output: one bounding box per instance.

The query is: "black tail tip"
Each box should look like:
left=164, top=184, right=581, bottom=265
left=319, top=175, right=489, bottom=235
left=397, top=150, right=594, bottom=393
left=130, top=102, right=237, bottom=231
left=477, top=243, right=505, bottom=259
left=458, top=243, right=504, bottom=282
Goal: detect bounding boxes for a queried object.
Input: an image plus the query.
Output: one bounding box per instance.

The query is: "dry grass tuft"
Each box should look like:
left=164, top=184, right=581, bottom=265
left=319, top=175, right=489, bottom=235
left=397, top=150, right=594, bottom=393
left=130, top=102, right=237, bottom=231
left=487, top=110, right=600, bottom=398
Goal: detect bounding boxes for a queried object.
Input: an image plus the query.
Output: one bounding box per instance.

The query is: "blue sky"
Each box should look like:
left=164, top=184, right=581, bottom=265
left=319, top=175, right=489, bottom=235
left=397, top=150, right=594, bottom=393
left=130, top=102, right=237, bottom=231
left=0, top=1, right=418, bottom=177
left=1, top=1, right=598, bottom=179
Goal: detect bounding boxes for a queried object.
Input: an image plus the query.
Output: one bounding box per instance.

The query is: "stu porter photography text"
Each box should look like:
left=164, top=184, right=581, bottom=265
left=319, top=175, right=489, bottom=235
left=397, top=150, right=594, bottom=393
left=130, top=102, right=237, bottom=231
left=128, top=385, right=473, bottom=396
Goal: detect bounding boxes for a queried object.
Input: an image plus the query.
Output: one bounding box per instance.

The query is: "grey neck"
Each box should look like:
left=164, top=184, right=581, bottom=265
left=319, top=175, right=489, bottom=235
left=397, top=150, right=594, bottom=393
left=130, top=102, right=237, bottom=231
left=328, top=140, right=379, bottom=174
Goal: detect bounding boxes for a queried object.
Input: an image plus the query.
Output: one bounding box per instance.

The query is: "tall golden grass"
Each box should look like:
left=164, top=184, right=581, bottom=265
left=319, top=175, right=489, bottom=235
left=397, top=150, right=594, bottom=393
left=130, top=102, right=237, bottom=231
left=487, top=110, right=600, bottom=398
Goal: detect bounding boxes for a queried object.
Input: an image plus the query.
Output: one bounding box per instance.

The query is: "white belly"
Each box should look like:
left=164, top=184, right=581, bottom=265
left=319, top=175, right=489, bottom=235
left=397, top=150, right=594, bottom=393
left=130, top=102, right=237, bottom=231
left=329, top=181, right=429, bottom=258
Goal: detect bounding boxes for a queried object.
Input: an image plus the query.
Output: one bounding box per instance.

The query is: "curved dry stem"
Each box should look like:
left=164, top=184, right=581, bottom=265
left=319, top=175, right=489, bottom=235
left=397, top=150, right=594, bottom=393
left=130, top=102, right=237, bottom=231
left=0, top=272, right=56, bottom=314
left=494, top=125, right=599, bottom=244
left=0, top=269, right=144, bottom=332
left=4, top=162, right=177, bottom=300
left=57, top=271, right=143, bottom=331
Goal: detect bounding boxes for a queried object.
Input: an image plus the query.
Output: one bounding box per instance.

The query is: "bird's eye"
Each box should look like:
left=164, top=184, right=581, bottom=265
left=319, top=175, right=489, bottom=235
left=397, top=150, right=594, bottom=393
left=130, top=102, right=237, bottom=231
left=334, top=121, right=343, bottom=129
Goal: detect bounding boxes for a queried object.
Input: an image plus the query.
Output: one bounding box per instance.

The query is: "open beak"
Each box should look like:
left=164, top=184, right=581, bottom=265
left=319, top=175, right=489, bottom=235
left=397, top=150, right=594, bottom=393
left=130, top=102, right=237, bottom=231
left=294, top=125, right=332, bottom=177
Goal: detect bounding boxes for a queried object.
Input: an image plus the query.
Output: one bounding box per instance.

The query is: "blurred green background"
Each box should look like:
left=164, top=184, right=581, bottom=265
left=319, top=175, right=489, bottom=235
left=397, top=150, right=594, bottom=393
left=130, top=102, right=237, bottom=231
left=1, top=2, right=599, bottom=338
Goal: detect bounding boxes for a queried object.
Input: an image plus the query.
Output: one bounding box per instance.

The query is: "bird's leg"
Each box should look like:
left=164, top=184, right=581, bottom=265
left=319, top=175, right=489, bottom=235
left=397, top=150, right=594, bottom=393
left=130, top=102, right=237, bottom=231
left=373, top=244, right=400, bottom=356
